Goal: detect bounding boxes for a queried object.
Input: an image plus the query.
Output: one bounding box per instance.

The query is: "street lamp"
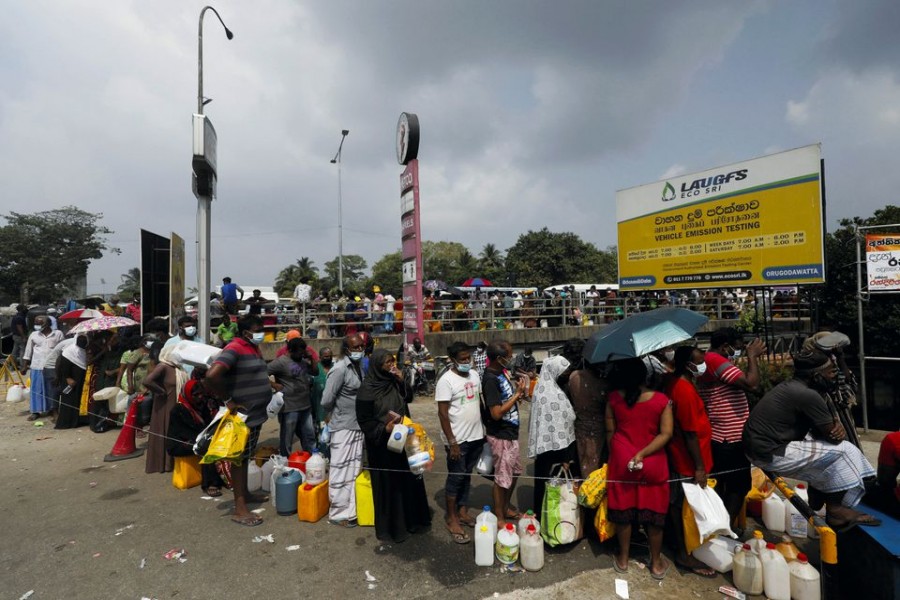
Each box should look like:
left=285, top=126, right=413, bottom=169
left=330, top=129, right=349, bottom=294
left=193, top=6, right=232, bottom=343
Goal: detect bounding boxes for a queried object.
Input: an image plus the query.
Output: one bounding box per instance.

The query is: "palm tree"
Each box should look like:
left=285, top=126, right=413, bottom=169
left=274, top=257, right=320, bottom=296
left=117, top=267, right=141, bottom=298
left=478, top=243, right=505, bottom=284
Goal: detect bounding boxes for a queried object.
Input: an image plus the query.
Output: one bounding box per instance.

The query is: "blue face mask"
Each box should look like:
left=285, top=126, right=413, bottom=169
left=456, top=361, right=472, bottom=374
left=250, top=332, right=265, bottom=345
left=350, top=351, right=364, bottom=361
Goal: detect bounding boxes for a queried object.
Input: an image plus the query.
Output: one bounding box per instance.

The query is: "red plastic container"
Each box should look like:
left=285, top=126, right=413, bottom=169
left=288, top=450, right=311, bottom=473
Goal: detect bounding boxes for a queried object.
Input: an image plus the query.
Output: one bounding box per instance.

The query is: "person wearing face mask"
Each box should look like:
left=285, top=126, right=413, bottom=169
left=435, top=342, right=485, bottom=544
left=205, top=315, right=273, bottom=527
left=663, top=346, right=715, bottom=578
left=55, top=335, right=89, bottom=429
left=310, top=346, right=335, bottom=439
left=320, top=334, right=367, bottom=527
left=697, top=327, right=765, bottom=529
left=22, top=315, right=66, bottom=420
left=743, top=350, right=879, bottom=531
left=164, top=315, right=200, bottom=376
left=268, top=337, right=317, bottom=456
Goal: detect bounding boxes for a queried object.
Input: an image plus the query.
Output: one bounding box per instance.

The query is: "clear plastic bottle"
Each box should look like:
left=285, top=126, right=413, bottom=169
left=518, top=509, right=540, bottom=538
left=733, top=544, right=764, bottom=595
left=520, top=524, right=544, bottom=571
left=305, top=449, right=327, bottom=485
left=495, top=523, right=520, bottom=565
left=405, top=427, right=431, bottom=475
left=761, top=542, right=791, bottom=600
left=748, top=529, right=767, bottom=555
left=789, top=553, right=821, bottom=600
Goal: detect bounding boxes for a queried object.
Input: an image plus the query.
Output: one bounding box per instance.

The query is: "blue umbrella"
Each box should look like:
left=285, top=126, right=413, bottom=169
left=583, top=307, right=708, bottom=363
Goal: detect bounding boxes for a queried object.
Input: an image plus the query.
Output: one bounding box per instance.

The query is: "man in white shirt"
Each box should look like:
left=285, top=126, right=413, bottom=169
left=293, top=277, right=312, bottom=320
left=436, top=341, right=485, bottom=544
left=23, top=316, right=65, bottom=420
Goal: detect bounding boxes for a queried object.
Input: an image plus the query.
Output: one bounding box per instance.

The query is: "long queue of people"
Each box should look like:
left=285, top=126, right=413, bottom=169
left=12, top=310, right=895, bottom=582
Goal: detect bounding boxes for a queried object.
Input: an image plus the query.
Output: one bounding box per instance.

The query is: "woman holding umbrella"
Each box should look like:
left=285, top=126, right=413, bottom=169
left=605, top=358, right=673, bottom=579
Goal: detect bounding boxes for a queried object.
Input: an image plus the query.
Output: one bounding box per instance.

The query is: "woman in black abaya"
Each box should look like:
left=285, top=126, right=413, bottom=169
left=356, top=349, right=431, bottom=543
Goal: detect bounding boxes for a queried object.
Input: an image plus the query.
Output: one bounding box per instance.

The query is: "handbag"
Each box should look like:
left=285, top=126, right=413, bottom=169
left=541, top=463, right=583, bottom=546
left=682, top=479, right=736, bottom=553
left=193, top=407, right=227, bottom=456
left=201, top=410, right=249, bottom=465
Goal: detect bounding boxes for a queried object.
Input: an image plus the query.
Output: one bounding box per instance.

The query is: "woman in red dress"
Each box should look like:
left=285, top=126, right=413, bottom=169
left=605, top=357, right=673, bottom=579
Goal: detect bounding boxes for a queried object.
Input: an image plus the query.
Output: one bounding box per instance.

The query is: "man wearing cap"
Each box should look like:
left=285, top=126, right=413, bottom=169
left=275, top=329, right=319, bottom=363
left=103, top=296, right=125, bottom=316
left=743, top=350, right=880, bottom=531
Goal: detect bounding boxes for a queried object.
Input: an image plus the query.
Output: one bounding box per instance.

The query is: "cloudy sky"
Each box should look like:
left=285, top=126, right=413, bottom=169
left=2, top=1, right=899, bottom=295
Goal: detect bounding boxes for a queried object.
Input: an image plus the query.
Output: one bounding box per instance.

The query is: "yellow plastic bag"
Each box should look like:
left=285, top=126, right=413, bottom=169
left=592, top=481, right=616, bottom=543
left=578, top=466, right=607, bottom=509
left=355, top=470, right=375, bottom=526
left=402, top=418, right=435, bottom=462
left=682, top=478, right=717, bottom=554
left=201, top=411, right=249, bottom=466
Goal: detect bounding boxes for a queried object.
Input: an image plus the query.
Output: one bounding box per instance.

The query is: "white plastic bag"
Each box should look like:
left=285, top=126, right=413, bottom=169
left=682, top=482, right=737, bottom=542
left=193, top=406, right=228, bottom=456
left=266, top=391, right=284, bottom=419
left=475, top=441, right=493, bottom=476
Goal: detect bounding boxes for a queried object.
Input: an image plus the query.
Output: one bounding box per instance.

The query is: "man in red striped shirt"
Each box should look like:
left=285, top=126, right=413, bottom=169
left=697, top=327, right=765, bottom=529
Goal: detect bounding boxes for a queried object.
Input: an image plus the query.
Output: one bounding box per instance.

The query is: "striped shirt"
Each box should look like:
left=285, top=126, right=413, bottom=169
left=697, top=351, right=748, bottom=443
left=214, top=337, right=271, bottom=428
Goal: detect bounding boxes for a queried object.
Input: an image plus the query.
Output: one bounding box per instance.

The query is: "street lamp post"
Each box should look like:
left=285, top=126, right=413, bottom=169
left=193, top=6, right=232, bottom=343
left=330, top=129, right=349, bottom=294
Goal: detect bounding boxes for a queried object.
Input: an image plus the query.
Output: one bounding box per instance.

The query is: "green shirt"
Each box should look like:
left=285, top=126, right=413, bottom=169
left=311, top=363, right=329, bottom=423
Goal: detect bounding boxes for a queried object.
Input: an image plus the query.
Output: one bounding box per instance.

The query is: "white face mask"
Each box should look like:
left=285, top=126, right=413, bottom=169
left=34, top=324, right=43, bottom=331
left=183, top=326, right=197, bottom=337
left=455, top=361, right=472, bottom=374
left=692, top=362, right=708, bottom=376
left=732, top=349, right=742, bottom=359
left=250, top=332, right=265, bottom=345
left=663, top=350, right=675, bottom=362
left=349, top=351, right=364, bottom=361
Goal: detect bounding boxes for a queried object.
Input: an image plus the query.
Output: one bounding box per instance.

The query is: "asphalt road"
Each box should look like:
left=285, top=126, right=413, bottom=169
left=1, top=391, right=778, bottom=600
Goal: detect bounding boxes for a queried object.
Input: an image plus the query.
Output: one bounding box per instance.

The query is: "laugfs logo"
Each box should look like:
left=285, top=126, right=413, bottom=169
left=400, top=172, right=414, bottom=190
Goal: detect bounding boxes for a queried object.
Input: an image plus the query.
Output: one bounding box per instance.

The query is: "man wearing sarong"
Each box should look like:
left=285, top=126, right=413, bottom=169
left=743, top=350, right=880, bottom=531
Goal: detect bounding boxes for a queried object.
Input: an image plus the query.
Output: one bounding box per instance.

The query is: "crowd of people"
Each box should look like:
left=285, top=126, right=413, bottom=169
left=6, top=298, right=898, bottom=580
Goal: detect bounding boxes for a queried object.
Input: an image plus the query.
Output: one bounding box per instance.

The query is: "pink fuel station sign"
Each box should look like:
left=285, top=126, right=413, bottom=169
left=397, top=112, right=423, bottom=341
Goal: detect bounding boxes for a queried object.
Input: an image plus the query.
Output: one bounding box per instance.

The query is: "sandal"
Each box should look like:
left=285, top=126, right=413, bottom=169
left=505, top=506, right=523, bottom=520
left=204, top=487, right=223, bottom=498
left=827, top=514, right=882, bottom=533
left=613, top=559, right=628, bottom=574
left=231, top=514, right=263, bottom=527
left=458, top=515, right=476, bottom=528
left=448, top=530, right=471, bottom=544
left=650, top=559, right=671, bottom=581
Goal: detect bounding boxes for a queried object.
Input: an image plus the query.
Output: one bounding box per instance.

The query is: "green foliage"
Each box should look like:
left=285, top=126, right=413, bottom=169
left=421, top=240, right=475, bottom=285
left=321, top=254, right=367, bottom=293
left=0, top=206, right=117, bottom=303
left=274, top=257, right=320, bottom=297
left=504, top=227, right=617, bottom=288
left=367, top=250, right=402, bottom=296
left=117, top=267, right=141, bottom=299
left=819, top=205, right=900, bottom=358
left=478, top=243, right=506, bottom=285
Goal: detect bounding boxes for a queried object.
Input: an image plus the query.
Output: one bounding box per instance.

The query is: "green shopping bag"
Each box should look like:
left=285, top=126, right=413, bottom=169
left=540, top=464, right=583, bottom=546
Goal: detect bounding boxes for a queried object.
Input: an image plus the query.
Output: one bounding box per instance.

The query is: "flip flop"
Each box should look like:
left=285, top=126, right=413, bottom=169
left=675, top=561, right=717, bottom=579
left=650, top=559, right=671, bottom=581
left=204, top=487, right=223, bottom=498
left=613, top=559, right=628, bottom=574
left=458, top=515, right=476, bottom=528
left=448, top=530, right=471, bottom=544
left=828, top=515, right=883, bottom=533
left=231, top=514, right=263, bottom=527
left=505, top=507, right=523, bottom=520
left=246, top=493, right=270, bottom=504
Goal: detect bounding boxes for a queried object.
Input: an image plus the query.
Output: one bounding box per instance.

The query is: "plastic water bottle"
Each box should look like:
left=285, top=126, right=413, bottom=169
left=761, top=542, right=791, bottom=600
left=247, top=461, right=263, bottom=492
left=476, top=505, right=498, bottom=538
left=747, top=529, right=767, bottom=555
left=519, top=524, right=544, bottom=571
left=475, top=520, right=495, bottom=566
left=517, top=509, right=540, bottom=538
left=495, top=523, right=520, bottom=565
left=305, top=450, right=327, bottom=485
left=762, top=494, right=786, bottom=532
left=386, top=423, right=409, bottom=453
left=405, top=427, right=431, bottom=475
left=789, top=553, right=821, bottom=600
left=692, top=536, right=740, bottom=573
left=784, top=496, right=807, bottom=538
left=732, top=544, right=764, bottom=595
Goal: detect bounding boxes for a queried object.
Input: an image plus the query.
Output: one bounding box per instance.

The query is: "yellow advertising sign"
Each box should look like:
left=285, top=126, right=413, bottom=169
left=865, top=233, right=900, bottom=291
left=170, top=232, right=186, bottom=329
left=616, top=145, right=824, bottom=290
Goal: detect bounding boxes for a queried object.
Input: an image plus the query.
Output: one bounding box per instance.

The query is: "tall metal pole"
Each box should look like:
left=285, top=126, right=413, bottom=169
left=854, top=225, right=869, bottom=432
left=331, top=130, right=349, bottom=294
left=195, top=6, right=232, bottom=342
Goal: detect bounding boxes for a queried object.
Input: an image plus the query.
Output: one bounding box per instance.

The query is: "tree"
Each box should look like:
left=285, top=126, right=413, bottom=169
left=421, top=240, right=477, bottom=284
left=117, top=267, right=141, bottom=299
left=322, top=254, right=368, bottom=293
left=478, top=243, right=506, bottom=284
left=504, top=227, right=617, bottom=288
left=366, top=251, right=403, bottom=296
left=0, top=206, right=117, bottom=304
left=819, top=205, right=900, bottom=359
left=274, top=257, right=320, bottom=297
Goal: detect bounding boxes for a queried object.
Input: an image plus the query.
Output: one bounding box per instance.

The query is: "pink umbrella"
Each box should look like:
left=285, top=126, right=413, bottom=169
left=59, top=308, right=112, bottom=321
left=68, top=315, right=139, bottom=334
